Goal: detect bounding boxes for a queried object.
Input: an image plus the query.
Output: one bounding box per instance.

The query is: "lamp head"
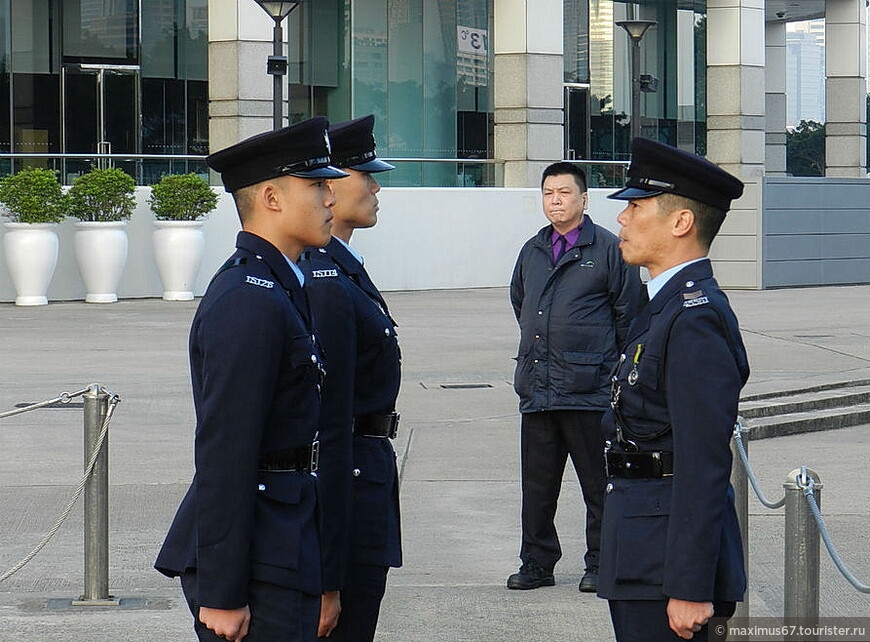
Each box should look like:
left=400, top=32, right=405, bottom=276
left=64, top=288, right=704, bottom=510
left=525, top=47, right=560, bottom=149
left=615, top=20, right=657, bottom=41
left=253, top=0, right=302, bottom=20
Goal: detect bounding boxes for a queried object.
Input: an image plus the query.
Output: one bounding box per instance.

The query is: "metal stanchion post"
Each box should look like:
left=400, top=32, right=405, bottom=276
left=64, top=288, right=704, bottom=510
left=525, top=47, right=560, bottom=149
left=74, top=385, right=118, bottom=605
left=783, top=467, right=822, bottom=625
left=730, top=422, right=750, bottom=619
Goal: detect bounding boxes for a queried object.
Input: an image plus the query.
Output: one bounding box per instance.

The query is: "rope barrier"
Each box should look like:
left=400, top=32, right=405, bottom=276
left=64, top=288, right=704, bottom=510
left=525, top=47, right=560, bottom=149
left=0, top=386, right=92, bottom=420
left=733, top=423, right=870, bottom=595
left=795, top=470, right=870, bottom=594
left=0, top=385, right=121, bottom=583
left=733, top=423, right=786, bottom=509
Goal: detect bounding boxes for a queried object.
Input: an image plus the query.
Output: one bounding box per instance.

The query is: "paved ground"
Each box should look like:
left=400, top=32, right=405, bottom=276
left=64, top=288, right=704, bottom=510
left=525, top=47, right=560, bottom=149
left=1, top=285, right=869, bottom=641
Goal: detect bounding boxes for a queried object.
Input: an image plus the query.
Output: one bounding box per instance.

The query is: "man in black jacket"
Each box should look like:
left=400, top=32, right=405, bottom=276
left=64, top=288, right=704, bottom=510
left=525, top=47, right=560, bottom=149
left=508, top=162, right=640, bottom=593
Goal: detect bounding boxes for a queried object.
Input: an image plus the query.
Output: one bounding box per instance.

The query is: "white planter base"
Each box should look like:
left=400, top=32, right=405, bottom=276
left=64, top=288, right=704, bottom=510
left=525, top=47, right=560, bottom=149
left=16, top=294, right=50, bottom=306
left=85, top=293, right=119, bottom=304
left=161, top=290, right=195, bottom=302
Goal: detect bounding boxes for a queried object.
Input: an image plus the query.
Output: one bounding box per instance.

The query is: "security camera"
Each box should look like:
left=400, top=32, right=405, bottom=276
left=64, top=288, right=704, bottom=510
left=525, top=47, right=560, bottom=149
left=775, top=10, right=786, bottom=18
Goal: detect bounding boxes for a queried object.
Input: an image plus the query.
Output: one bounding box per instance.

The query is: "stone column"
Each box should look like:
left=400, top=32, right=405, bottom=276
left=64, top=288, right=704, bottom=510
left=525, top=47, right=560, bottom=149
left=208, top=0, right=278, bottom=152
left=493, top=0, right=565, bottom=187
left=825, top=0, right=867, bottom=177
left=705, top=0, right=766, bottom=179
left=765, top=21, right=788, bottom=175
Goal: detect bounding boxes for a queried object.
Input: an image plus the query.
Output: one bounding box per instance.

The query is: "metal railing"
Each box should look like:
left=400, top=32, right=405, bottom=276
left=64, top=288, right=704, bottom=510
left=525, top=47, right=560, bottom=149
left=731, top=421, right=870, bottom=623
left=0, top=153, right=631, bottom=188
left=0, top=385, right=121, bottom=605
left=0, top=153, right=209, bottom=186
left=563, top=159, right=631, bottom=188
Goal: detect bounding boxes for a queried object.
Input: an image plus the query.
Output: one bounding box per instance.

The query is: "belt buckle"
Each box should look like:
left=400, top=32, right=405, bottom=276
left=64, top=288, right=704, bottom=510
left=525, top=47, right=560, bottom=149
left=650, top=451, right=662, bottom=478
left=309, top=440, right=320, bottom=473
left=388, top=413, right=400, bottom=439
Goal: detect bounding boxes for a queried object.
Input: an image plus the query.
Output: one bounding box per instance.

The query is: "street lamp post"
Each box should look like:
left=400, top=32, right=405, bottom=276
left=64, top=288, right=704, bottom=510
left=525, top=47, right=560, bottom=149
left=616, top=20, right=657, bottom=141
left=253, top=1, right=303, bottom=130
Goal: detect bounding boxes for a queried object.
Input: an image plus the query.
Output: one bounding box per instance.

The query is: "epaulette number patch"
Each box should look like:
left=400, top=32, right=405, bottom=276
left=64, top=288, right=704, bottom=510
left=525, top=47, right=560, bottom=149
left=683, top=289, right=708, bottom=307
left=683, top=296, right=709, bottom=308
left=312, top=269, right=339, bottom=278
left=245, top=276, right=274, bottom=288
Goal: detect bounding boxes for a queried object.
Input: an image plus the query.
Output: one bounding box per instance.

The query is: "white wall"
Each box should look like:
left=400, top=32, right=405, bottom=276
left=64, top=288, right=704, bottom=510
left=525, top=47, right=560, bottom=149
left=0, top=187, right=627, bottom=303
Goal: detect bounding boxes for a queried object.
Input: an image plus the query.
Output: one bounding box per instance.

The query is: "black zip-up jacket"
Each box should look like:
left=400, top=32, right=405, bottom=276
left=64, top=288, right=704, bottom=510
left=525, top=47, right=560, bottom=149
left=510, top=218, right=641, bottom=413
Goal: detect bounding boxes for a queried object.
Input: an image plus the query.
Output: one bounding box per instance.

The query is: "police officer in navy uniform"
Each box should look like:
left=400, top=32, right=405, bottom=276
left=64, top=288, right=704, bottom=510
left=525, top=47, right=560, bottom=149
left=155, top=117, right=348, bottom=642
left=300, top=115, right=401, bottom=641
left=598, top=138, right=749, bottom=641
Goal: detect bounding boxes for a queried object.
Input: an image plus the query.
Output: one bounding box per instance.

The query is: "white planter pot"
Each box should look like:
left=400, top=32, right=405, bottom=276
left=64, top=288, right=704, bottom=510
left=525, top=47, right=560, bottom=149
left=74, top=221, right=128, bottom=303
left=152, top=220, right=205, bottom=301
left=2, top=222, right=59, bottom=306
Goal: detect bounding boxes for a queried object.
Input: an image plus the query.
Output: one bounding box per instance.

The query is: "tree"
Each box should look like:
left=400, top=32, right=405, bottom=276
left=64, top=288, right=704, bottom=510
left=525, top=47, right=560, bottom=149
left=786, top=120, right=825, bottom=176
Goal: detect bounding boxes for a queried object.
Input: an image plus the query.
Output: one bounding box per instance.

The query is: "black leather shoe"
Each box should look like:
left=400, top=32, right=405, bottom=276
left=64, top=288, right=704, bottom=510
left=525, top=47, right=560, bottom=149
left=506, top=559, right=555, bottom=590
left=578, top=568, right=598, bottom=592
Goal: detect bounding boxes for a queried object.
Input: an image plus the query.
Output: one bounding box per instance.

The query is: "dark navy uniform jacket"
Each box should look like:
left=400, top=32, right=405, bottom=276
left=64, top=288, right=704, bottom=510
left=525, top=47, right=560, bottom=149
left=155, top=231, right=323, bottom=607
left=301, top=238, right=402, bottom=592
left=510, top=220, right=640, bottom=413
left=598, top=259, right=749, bottom=603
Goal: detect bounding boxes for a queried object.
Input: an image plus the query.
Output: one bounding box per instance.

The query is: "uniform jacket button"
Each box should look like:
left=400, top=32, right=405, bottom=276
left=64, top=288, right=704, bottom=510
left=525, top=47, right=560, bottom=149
left=258, top=484, right=266, bottom=491
left=352, top=468, right=361, bottom=477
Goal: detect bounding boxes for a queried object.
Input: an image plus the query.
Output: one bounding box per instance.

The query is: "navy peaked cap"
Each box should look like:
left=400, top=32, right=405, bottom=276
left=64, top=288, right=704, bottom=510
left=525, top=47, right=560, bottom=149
left=328, top=115, right=394, bottom=173
left=207, top=117, right=348, bottom=192
left=609, top=138, right=744, bottom=212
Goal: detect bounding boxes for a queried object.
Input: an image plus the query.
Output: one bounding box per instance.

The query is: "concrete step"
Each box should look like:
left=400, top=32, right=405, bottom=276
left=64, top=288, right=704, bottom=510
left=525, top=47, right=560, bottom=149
left=742, top=403, right=870, bottom=440
left=740, top=384, right=870, bottom=419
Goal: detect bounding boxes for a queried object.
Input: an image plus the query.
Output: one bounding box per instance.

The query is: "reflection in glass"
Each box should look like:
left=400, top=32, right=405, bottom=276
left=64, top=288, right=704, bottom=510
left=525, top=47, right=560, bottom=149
left=63, top=0, right=139, bottom=63
left=0, top=2, right=11, bottom=158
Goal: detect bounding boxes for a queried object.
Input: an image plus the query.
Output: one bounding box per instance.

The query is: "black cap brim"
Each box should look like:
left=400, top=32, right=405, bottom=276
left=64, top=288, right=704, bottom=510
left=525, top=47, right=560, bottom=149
left=607, top=186, right=663, bottom=201
left=288, top=165, right=350, bottom=179
left=348, top=159, right=395, bottom=173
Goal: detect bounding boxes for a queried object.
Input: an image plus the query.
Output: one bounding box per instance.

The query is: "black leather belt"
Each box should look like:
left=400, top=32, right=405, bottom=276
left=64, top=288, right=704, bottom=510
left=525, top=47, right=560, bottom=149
left=353, top=413, right=399, bottom=439
left=259, top=441, right=320, bottom=473
left=605, top=450, right=673, bottom=478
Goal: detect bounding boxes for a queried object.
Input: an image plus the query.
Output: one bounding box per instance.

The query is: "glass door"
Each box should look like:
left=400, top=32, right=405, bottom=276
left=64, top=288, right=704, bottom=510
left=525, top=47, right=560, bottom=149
left=564, top=84, right=590, bottom=161
left=62, top=65, right=140, bottom=181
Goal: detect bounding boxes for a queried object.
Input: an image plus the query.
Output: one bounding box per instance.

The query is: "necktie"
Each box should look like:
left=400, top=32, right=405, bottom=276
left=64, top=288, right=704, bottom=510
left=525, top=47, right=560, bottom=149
left=554, top=235, right=568, bottom=263
left=637, top=286, right=650, bottom=315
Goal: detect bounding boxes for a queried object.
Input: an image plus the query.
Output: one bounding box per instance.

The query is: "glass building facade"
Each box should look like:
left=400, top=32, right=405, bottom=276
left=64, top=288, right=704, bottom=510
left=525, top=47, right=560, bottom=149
left=285, top=0, right=494, bottom=186
left=0, top=0, right=208, bottom=182
left=564, top=0, right=708, bottom=171
left=0, top=0, right=707, bottom=185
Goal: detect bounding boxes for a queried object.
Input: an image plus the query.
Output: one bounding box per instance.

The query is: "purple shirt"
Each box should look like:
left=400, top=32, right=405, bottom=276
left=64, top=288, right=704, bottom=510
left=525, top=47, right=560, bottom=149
left=551, top=221, right=583, bottom=263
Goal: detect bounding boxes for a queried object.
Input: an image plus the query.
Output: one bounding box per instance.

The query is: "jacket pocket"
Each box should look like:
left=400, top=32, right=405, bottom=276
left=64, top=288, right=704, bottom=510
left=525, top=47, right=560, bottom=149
left=562, top=351, right=603, bottom=393
left=252, top=472, right=304, bottom=570
left=614, top=489, right=671, bottom=585
left=513, top=354, right=533, bottom=399
left=350, top=451, right=391, bottom=550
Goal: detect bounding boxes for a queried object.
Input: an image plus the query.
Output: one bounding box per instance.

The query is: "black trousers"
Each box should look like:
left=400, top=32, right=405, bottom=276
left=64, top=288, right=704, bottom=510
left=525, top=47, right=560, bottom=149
left=181, top=570, right=320, bottom=642
left=323, top=564, right=389, bottom=642
left=519, top=409, right=606, bottom=571
left=608, top=599, right=736, bottom=642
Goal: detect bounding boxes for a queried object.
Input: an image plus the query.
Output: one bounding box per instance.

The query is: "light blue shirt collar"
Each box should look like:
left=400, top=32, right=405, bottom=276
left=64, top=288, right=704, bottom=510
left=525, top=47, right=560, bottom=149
left=646, top=257, right=706, bottom=302
left=334, top=236, right=364, bottom=265
left=283, top=254, right=305, bottom=287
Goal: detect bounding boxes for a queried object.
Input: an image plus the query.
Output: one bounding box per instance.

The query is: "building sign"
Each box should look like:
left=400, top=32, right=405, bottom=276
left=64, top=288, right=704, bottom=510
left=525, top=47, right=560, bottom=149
left=457, top=26, right=488, bottom=57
